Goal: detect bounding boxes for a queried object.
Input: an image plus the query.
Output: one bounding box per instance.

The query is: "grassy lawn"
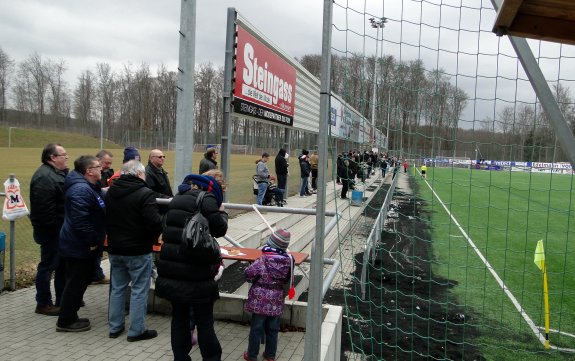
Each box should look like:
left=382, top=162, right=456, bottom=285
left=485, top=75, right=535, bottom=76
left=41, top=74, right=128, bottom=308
left=0, top=126, right=333, bottom=288
left=416, top=167, right=575, bottom=359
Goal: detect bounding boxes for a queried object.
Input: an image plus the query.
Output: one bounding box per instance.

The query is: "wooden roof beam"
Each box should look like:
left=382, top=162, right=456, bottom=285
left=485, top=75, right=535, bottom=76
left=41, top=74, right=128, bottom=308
left=509, top=14, right=575, bottom=45
left=493, top=0, right=524, bottom=36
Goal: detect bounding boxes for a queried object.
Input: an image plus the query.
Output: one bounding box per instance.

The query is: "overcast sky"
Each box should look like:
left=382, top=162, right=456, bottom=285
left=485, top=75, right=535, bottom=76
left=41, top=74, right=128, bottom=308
left=0, top=0, right=325, bottom=86
left=2, top=0, right=575, bottom=127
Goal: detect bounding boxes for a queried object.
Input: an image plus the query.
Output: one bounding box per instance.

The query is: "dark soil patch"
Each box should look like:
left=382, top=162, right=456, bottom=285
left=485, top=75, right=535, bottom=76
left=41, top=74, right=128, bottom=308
left=219, top=261, right=249, bottom=293
left=321, top=179, right=484, bottom=360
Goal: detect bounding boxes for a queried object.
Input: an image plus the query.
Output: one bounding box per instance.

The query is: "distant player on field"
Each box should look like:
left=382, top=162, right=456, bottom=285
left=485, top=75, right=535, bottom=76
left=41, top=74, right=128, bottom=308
left=421, top=163, right=427, bottom=179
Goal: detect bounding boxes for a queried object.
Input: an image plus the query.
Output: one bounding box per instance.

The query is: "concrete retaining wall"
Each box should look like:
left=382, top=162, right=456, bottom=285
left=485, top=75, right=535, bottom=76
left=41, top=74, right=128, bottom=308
left=149, top=292, right=342, bottom=361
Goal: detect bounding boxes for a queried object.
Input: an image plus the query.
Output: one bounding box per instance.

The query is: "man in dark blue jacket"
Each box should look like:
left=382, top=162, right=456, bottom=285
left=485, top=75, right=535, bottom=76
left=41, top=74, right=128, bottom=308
left=56, top=155, right=106, bottom=332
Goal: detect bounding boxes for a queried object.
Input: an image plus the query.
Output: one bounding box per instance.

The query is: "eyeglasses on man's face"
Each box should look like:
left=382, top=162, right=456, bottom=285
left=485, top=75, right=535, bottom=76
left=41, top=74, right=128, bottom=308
left=89, top=165, right=102, bottom=170
left=153, top=155, right=166, bottom=159
left=53, top=153, right=68, bottom=157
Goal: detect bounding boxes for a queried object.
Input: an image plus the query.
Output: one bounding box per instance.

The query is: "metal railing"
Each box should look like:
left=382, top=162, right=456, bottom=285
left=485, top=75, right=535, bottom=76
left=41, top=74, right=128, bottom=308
left=157, top=198, right=342, bottom=301
left=360, top=171, right=398, bottom=300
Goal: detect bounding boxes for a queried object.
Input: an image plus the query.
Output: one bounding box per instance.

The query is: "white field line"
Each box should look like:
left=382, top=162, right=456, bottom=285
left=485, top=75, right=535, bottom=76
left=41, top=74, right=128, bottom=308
left=422, top=176, right=575, bottom=352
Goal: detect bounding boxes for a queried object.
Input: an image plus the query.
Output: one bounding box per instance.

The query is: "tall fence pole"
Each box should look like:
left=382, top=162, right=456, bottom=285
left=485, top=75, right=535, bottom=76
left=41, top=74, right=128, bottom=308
left=0, top=230, right=4, bottom=291
left=174, top=0, right=197, bottom=186
left=7, top=174, right=16, bottom=290
left=304, top=0, right=333, bottom=360
left=220, top=7, right=237, bottom=198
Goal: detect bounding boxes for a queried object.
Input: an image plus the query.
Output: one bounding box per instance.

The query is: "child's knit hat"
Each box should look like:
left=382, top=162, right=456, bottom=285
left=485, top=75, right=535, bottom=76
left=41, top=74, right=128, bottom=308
left=267, top=229, right=290, bottom=250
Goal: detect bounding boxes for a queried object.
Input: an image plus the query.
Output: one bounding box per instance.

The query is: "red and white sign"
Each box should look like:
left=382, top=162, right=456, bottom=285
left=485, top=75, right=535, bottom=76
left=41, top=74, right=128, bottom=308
left=3, top=177, right=29, bottom=221
left=233, top=25, right=296, bottom=126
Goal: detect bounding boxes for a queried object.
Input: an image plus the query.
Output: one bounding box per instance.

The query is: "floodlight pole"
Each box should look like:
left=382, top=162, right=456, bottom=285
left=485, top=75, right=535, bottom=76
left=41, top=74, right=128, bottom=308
left=386, top=90, right=391, bottom=150
left=369, top=17, right=386, bottom=146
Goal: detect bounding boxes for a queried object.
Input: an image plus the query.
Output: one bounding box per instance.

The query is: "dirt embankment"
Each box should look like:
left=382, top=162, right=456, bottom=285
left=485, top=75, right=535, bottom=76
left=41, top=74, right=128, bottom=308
left=323, top=178, right=484, bottom=360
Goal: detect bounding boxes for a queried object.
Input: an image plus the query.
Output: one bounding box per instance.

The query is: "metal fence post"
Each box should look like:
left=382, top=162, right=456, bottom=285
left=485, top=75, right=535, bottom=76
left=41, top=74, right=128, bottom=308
left=8, top=173, right=16, bottom=290
left=0, top=231, right=5, bottom=291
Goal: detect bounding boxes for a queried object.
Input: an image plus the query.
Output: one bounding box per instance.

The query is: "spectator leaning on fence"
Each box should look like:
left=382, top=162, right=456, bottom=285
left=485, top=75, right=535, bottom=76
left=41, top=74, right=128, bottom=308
left=199, top=147, right=218, bottom=174
left=105, top=160, right=163, bottom=342
left=57, top=155, right=106, bottom=333
left=30, top=143, right=69, bottom=316
left=155, top=172, right=228, bottom=361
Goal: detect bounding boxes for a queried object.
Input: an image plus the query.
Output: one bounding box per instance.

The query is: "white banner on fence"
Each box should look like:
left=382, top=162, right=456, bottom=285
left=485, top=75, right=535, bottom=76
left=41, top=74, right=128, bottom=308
left=3, top=177, right=29, bottom=221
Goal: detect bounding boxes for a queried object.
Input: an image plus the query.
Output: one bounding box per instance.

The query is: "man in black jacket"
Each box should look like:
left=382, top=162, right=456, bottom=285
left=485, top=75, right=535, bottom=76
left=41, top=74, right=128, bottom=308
left=274, top=148, right=289, bottom=202
left=105, top=160, right=163, bottom=341
left=30, top=143, right=69, bottom=316
left=96, top=149, right=114, bottom=188
left=198, top=147, right=218, bottom=174
left=145, top=149, right=173, bottom=198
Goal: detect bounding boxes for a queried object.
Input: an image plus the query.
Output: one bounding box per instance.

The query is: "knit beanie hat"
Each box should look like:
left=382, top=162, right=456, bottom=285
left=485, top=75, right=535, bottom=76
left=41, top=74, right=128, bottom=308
left=123, top=147, right=140, bottom=163
left=267, top=228, right=291, bottom=250
left=178, top=174, right=224, bottom=206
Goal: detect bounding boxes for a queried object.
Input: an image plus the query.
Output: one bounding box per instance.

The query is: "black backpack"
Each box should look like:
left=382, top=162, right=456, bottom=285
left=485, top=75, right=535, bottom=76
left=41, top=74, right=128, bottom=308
left=179, top=191, right=221, bottom=263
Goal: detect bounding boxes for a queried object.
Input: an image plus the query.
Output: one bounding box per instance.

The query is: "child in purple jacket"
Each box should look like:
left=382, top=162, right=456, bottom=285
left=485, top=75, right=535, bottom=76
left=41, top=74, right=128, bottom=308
left=243, top=229, right=295, bottom=361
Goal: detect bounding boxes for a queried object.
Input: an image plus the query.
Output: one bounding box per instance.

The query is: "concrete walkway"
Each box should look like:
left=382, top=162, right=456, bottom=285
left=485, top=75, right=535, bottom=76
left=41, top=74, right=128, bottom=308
left=0, top=169, right=406, bottom=360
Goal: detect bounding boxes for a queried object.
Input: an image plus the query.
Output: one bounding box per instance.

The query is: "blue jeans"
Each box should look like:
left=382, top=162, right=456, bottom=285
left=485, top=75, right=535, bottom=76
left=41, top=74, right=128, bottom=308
left=247, top=314, right=280, bottom=359
left=171, top=301, right=221, bottom=361
left=299, top=177, right=309, bottom=196
left=34, top=232, right=66, bottom=307
left=108, top=253, right=152, bottom=337
left=257, top=182, right=267, bottom=205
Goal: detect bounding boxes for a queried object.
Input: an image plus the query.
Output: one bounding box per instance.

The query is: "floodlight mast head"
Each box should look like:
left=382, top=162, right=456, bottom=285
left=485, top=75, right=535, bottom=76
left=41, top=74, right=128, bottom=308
left=369, top=17, right=387, bottom=29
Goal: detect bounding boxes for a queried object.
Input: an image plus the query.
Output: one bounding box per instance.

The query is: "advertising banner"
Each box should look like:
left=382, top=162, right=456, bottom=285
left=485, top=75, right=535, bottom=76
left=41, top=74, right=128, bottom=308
left=3, top=177, right=29, bottom=221
left=233, top=25, right=296, bottom=126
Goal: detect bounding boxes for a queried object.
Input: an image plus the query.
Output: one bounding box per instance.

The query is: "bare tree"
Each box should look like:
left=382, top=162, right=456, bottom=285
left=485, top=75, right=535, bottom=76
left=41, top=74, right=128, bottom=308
left=96, top=62, right=116, bottom=142
left=73, top=69, right=95, bottom=132
left=154, top=65, right=177, bottom=147
left=46, top=58, right=69, bottom=121
left=0, top=47, right=15, bottom=122
left=17, top=52, right=49, bottom=125
left=195, top=63, right=217, bottom=144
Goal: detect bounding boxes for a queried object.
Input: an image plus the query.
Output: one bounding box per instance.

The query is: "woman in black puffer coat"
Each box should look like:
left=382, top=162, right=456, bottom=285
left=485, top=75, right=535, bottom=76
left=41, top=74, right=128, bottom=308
left=155, top=170, right=228, bottom=361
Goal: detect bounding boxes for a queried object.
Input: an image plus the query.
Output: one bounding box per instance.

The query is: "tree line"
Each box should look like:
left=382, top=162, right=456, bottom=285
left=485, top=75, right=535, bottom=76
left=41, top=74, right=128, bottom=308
left=0, top=46, right=573, bottom=162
